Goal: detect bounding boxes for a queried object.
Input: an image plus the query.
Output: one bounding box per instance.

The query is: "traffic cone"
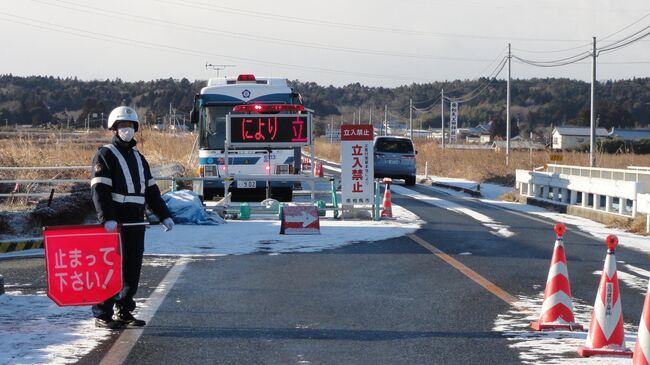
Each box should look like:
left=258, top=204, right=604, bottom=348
left=380, top=179, right=393, bottom=219
left=633, top=265, right=650, bottom=364
left=530, top=223, right=583, bottom=331
left=577, top=234, right=633, bottom=357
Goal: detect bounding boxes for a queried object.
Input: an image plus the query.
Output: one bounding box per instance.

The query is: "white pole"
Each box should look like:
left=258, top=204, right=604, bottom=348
left=409, top=99, right=413, bottom=139
left=506, top=43, right=511, bottom=167
left=384, top=105, right=387, bottom=136
left=441, top=89, right=445, bottom=149
left=590, top=36, right=597, bottom=167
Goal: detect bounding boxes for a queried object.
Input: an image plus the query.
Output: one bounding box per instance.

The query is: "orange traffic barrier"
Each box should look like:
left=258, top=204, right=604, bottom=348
left=633, top=257, right=650, bottom=364
left=531, top=223, right=583, bottom=331
left=380, top=178, right=393, bottom=219
left=578, top=235, right=633, bottom=358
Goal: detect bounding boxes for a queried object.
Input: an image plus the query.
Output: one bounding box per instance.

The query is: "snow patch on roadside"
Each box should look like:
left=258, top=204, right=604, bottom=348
left=0, top=291, right=112, bottom=365
left=392, top=184, right=516, bottom=238
left=144, top=204, right=422, bottom=256
left=494, top=293, right=636, bottom=364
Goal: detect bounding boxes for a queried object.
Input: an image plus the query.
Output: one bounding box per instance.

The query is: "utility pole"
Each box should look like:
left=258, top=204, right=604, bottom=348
left=358, top=107, right=362, bottom=124
left=441, top=89, right=445, bottom=149
left=506, top=43, right=512, bottom=166
left=590, top=36, right=597, bottom=167
left=409, top=98, right=413, bottom=139
left=330, top=116, right=333, bottom=143
left=384, top=104, right=388, bottom=136
left=369, top=108, right=372, bottom=125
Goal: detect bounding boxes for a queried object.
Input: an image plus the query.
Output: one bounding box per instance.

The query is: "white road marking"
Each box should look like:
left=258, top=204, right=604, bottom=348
left=99, top=258, right=189, bottom=365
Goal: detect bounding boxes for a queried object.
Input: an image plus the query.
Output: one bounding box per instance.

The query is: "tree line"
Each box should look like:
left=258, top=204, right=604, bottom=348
left=0, top=74, right=648, bottom=136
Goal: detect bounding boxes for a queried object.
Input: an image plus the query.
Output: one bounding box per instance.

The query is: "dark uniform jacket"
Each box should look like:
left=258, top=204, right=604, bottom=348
left=91, top=136, right=171, bottom=224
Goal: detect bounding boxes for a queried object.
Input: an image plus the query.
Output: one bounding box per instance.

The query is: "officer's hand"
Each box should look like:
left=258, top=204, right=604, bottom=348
left=104, top=220, right=118, bottom=232
left=162, top=218, right=175, bottom=232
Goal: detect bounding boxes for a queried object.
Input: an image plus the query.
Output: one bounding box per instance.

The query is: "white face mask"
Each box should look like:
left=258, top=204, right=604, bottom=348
left=118, top=127, right=135, bottom=142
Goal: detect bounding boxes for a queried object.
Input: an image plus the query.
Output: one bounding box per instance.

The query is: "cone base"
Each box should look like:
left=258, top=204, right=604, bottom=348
left=530, top=321, right=583, bottom=332
left=577, top=345, right=633, bottom=358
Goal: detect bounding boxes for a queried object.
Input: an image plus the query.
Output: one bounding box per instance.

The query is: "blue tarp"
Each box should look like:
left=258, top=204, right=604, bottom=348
left=162, top=190, right=225, bottom=225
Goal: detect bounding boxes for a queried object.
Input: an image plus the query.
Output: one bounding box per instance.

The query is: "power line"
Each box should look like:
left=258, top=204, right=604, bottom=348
left=600, top=12, right=650, bottom=41
left=445, top=56, right=508, bottom=103
left=0, top=12, right=441, bottom=83
left=28, top=0, right=498, bottom=63
left=155, top=0, right=589, bottom=43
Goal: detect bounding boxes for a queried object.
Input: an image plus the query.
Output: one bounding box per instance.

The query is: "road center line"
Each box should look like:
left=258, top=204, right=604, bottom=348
left=408, top=234, right=529, bottom=312
left=99, top=258, right=189, bottom=365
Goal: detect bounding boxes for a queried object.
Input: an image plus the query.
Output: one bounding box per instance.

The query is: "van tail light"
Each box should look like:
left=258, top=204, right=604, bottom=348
left=403, top=154, right=415, bottom=159
left=374, top=153, right=385, bottom=158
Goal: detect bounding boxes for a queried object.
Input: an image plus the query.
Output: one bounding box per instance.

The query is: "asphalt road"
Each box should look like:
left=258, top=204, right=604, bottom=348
left=4, top=182, right=649, bottom=364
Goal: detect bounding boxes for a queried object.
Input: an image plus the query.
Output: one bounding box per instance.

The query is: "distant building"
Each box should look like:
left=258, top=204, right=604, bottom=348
left=552, top=127, right=609, bottom=150
left=609, top=128, right=650, bottom=141
left=491, top=136, right=545, bottom=151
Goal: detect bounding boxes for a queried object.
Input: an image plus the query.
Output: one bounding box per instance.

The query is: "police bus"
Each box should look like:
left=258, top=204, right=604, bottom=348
left=190, top=74, right=310, bottom=202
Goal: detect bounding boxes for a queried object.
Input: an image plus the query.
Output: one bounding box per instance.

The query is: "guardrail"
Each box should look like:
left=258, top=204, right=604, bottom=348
left=0, top=163, right=184, bottom=198
left=516, top=164, right=650, bottom=220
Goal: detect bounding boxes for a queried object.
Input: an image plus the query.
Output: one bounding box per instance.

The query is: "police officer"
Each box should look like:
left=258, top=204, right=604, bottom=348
left=90, top=106, right=174, bottom=329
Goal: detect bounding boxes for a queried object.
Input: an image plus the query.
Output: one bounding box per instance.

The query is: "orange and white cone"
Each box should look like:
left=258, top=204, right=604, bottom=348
left=380, top=179, right=393, bottom=219
left=530, top=223, right=583, bottom=331
left=633, top=268, right=650, bottom=364
left=578, top=234, right=633, bottom=357
left=315, top=162, right=324, bottom=178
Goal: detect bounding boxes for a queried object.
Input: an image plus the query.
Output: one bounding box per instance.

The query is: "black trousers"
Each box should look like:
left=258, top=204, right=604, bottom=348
left=92, top=226, right=145, bottom=319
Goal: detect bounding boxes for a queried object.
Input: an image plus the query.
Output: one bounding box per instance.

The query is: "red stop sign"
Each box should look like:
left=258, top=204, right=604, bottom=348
left=44, top=224, right=123, bottom=306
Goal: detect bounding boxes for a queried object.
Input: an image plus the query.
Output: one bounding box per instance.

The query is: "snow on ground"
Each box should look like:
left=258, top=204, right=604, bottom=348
left=426, top=175, right=650, bottom=364
left=2, top=173, right=649, bottom=365
left=0, top=204, right=422, bottom=365
left=144, top=205, right=422, bottom=256
left=0, top=290, right=113, bottom=365
left=493, top=293, right=637, bottom=365
left=393, top=184, right=516, bottom=238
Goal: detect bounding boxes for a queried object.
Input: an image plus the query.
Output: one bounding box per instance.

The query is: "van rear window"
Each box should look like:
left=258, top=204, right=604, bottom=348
left=375, top=139, right=414, bottom=153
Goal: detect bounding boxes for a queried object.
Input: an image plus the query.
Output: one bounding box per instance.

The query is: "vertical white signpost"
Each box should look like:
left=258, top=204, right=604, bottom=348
left=340, top=124, right=374, bottom=206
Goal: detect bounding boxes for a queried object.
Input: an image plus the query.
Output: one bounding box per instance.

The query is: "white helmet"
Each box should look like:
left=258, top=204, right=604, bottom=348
left=107, top=106, right=139, bottom=131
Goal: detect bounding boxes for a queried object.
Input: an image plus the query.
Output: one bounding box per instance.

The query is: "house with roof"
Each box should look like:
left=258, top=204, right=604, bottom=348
left=552, top=126, right=609, bottom=150
left=609, top=128, right=650, bottom=141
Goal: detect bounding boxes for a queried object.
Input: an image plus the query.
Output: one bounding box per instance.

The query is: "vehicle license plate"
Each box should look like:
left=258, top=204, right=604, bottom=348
left=236, top=180, right=256, bottom=189
left=387, top=159, right=400, bottom=165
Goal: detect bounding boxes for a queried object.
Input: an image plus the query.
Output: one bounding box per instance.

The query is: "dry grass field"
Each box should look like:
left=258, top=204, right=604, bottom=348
left=314, top=138, right=650, bottom=184
left=0, top=129, right=196, bottom=209
left=0, top=129, right=196, bottom=176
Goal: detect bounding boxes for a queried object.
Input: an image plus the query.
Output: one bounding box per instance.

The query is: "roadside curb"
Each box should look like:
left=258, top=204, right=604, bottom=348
left=0, top=238, right=44, bottom=254
left=430, top=180, right=482, bottom=197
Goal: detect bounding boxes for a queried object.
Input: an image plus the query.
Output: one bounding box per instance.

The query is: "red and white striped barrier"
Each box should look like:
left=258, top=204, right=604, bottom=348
left=633, top=270, right=650, bottom=364
left=578, top=234, right=633, bottom=358
left=531, top=223, right=583, bottom=331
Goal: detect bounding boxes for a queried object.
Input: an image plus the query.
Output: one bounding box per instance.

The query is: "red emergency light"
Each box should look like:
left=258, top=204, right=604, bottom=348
left=232, top=104, right=305, bottom=113
left=237, top=74, right=256, bottom=82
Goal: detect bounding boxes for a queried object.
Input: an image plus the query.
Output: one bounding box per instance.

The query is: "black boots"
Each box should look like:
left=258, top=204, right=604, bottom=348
left=114, top=311, right=146, bottom=327
left=95, top=316, right=126, bottom=330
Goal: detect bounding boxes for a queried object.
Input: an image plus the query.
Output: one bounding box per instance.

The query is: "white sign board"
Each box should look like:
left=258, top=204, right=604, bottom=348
left=340, top=124, right=374, bottom=205
left=638, top=193, right=650, bottom=214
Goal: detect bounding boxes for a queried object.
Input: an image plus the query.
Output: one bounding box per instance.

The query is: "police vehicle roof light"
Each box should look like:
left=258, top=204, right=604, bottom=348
left=237, top=74, right=256, bottom=82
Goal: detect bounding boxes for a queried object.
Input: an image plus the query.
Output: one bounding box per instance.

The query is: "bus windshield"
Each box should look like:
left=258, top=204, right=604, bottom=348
left=200, top=105, right=232, bottom=149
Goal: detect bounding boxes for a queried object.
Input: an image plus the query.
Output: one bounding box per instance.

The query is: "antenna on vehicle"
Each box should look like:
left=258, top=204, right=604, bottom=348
left=205, top=63, right=236, bottom=78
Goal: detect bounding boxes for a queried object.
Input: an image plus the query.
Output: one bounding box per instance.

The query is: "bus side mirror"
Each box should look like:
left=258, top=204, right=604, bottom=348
left=190, top=93, right=199, bottom=124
